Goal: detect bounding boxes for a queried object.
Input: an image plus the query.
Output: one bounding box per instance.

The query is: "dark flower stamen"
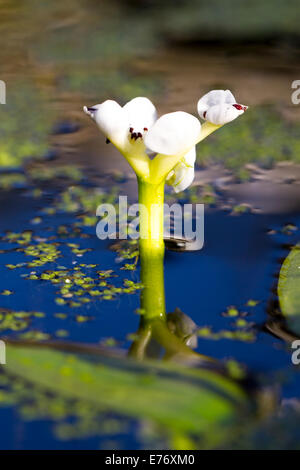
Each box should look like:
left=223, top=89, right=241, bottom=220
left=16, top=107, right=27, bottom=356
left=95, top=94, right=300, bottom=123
left=129, top=127, right=144, bottom=141
left=233, top=103, right=247, bottom=111
left=106, top=138, right=111, bottom=144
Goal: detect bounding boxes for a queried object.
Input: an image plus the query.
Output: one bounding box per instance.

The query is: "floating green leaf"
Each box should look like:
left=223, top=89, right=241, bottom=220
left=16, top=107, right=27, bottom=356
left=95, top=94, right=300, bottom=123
left=278, top=244, right=300, bottom=336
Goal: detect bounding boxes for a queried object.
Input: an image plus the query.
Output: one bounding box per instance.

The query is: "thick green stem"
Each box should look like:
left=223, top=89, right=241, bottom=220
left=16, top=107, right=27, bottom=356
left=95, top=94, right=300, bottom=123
left=137, top=178, right=166, bottom=321
left=130, top=179, right=214, bottom=364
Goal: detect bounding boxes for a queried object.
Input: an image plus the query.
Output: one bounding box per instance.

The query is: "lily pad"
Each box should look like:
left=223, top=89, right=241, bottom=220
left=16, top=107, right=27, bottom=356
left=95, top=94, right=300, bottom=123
left=278, top=244, right=300, bottom=336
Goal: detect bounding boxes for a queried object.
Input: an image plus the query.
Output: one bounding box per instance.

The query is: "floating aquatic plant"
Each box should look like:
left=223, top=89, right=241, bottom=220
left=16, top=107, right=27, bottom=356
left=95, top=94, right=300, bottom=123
left=0, top=308, right=45, bottom=333
left=24, top=265, right=142, bottom=308
left=278, top=244, right=300, bottom=337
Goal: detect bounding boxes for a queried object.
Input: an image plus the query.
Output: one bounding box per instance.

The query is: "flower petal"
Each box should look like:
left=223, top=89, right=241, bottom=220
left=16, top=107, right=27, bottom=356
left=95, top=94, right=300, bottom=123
left=123, top=97, right=157, bottom=134
left=145, top=112, right=201, bottom=156
left=197, top=89, right=235, bottom=119
left=182, top=146, right=196, bottom=166
left=205, top=103, right=246, bottom=125
left=197, top=89, right=247, bottom=125
left=83, top=100, right=129, bottom=149
left=168, top=165, right=195, bottom=193
left=167, top=147, right=196, bottom=193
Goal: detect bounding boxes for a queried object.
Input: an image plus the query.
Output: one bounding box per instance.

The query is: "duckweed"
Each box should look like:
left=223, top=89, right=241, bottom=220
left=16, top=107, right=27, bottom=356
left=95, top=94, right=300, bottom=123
left=22, top=242, right=61, bottom=267
left=110, top=240, right=139, bottom=271
left=198, top=304, right=256, bottom=342
left=0, top=308, right=44, bottom=332
left=54, top=186, right=118, bottom=214
left=18, top=330, right=50, bottom=341
left=2, top=231, right=33, bottom=245
left=222, top=306, right=240, bottom=317
left=0, top=290, right=13, bottom=296
left=28, top=165, right=83, bottom=182
left=167, top=184, right=217, bottom=207
left=0, top=173, right=27, bottom=190
left=24, top=265, right=142, bottom=308
left=246, top=300, right=260, bottom=307
left=197, top=327, right=256, bottom=342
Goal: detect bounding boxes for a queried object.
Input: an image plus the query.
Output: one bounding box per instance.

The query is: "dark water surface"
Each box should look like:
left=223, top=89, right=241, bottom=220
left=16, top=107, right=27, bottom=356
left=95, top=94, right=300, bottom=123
left=0, top=181, right=300, bottom=449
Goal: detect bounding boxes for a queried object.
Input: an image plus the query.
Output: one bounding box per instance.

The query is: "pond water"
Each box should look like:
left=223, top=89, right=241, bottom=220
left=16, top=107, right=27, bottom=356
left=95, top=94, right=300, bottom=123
left=0, top=175, right=300, bottom=449
left=1, top=0, right=300, bottom=450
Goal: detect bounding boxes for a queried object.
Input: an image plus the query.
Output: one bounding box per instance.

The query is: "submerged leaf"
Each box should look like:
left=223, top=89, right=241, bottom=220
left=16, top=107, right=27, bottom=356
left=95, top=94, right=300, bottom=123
left=3, top=343, right=253, bottom=448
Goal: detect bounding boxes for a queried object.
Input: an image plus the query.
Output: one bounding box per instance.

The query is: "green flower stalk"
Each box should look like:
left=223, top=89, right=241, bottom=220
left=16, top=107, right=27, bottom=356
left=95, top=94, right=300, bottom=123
left=84, top=90, right=247, bottom=322
left=137, top=179, right=165, bottom=319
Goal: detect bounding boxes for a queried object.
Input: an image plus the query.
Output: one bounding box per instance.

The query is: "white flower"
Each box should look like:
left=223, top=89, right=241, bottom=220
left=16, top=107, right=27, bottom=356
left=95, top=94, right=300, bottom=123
left=83, top=97, right=157, bottom=156
left=84, top=97, right=200, bottom=158
left=197, top=89, right=248, bottom=125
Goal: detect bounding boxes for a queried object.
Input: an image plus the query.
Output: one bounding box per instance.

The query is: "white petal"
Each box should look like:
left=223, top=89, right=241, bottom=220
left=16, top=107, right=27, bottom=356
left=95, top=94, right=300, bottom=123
left=167, top=147, right=196, bottom=193
left=83, top=100, right=129, bottom=149
left=182, top=146, right=196, bottom=166
left=168, top=164, right=195, bottom=193
left=197, top=89, right=235, bottom=119
left=197, top=89, right=248, bottom=125
left=205, top=103, right=246, bottom=125
left=123, top=97, right=157, bottom=134
left=145, top=112, right=201, bottom=156
left=83, top=104, right=101, bottom=119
